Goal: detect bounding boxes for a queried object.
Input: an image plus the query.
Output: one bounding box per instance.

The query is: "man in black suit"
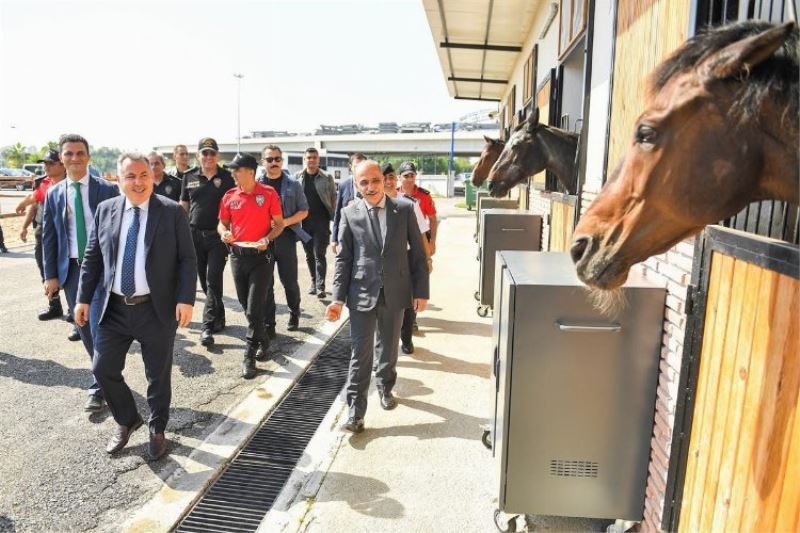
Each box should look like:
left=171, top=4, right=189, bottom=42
left=326, top=160, right=429, bottom=433
left=75, top=152, right=197, bottom=460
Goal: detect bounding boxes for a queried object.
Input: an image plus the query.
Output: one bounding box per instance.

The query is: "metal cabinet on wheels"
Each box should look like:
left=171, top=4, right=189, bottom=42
left=475, top=209, right=542, bottom=317
left=491, top=251, right=665, bottom=522
left=475, top=195, right=517, bottom=242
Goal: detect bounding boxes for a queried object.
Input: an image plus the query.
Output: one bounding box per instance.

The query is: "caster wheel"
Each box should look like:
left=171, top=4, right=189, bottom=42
left=474, top=291, right=480, bottom=301
left=494, top=509, right=518, bottom=533
left=482, top=429, right=492, bottom=450
left=477, top=306, right=489, bottom=317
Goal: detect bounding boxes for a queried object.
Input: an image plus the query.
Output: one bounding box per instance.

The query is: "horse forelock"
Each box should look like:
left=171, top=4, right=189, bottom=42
left=652, top=20, right=798, bottom=129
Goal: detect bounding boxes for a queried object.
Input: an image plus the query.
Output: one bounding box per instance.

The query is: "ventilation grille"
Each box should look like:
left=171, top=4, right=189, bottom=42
left=549, top=459, right=599, bottom=478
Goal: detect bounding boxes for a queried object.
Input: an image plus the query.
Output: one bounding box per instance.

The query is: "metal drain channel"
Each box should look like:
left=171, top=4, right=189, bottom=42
left=175, top=323, right=352, bottom=533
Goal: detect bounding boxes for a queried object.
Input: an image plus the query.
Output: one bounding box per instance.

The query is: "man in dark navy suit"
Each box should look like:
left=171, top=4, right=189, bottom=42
left=330, top=152, right=366, bottom=255
left=75, top=152, right=197, bottom=460
left=42, top=134, right=119, bottom=412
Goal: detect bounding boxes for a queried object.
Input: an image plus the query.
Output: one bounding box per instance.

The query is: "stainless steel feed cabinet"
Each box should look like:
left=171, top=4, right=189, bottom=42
left=475, top=195, right=517, bottom=242
left=491, top=251, right=665, bottom=521
left=477, top=209, right=542, bottom=314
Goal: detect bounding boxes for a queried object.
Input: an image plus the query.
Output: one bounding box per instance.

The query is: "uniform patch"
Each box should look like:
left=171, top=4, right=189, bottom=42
left=213, top=178, right=221, bottom=188
left=230, top=200, right=242, bottom=210
left=165, top=185, right=173, bottom=195
left=255, top=194, right=265, bottom=206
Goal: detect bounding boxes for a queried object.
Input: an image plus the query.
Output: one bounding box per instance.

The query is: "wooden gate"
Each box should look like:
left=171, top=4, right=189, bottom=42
left=664, top=226, right=799, bottom=531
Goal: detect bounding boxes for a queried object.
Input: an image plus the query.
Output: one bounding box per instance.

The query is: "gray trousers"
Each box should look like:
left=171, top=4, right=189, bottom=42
left=346, top=292, right=403, bottom=420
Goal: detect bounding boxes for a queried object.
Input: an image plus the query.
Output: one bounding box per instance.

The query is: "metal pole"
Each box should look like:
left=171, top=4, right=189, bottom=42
left=448, top=121, right=456, bottom=197
left=233, top=73, right=244, bottom=153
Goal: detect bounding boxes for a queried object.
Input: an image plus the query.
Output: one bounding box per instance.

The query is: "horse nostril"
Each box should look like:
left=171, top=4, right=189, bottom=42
left=570, top=236, right=590, bottom=265
left=488, top=180, right=494, bottom=190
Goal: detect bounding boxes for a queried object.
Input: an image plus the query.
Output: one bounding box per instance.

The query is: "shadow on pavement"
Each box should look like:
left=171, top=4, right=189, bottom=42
left=312, top=471, right=404, bottom=519
left=397, top=347, right=490, bottom=378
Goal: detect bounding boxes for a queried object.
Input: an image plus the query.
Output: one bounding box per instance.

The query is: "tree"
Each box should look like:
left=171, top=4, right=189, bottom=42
left=89, top=146, right=122, bottom=175
left=1, top=143, right=29, bottom=168
left=27, top=141, right=60, bottom=164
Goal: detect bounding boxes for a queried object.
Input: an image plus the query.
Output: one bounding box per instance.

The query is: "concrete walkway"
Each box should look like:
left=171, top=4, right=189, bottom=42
left=258, top=200, right=611, bottom=533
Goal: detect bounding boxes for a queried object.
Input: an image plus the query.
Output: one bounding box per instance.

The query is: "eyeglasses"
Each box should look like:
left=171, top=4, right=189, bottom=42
left=262, top=157, right=282, bottom=163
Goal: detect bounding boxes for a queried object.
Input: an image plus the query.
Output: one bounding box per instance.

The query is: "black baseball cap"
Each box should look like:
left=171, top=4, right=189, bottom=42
left=398, top=161, right=417, bottom=175
left=224, top=153, right=258, bottom=170
left=37, top=149, right=60, bottom=163
left=198, top=137, right=219, bottom=152
left=381, top=163, right=395, bottom=176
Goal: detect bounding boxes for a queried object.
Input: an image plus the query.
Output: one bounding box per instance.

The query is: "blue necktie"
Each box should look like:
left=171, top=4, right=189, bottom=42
left=121, top=207, right=140, bottom=297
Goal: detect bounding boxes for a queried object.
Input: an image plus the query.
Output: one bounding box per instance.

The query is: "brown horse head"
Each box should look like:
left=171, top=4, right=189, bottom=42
left=487, top=107, right=579, bottom=197
left=571, top=21, right=799, bottom=290
left=471, top=136, right=504, bottom=187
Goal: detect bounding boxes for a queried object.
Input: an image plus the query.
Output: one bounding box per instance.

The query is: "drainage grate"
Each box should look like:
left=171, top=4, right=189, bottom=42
left=175, top=323, right=352, bottom=533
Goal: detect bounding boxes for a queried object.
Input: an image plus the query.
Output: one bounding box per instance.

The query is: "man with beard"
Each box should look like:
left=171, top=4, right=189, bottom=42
left=296, top=148, right=335, bottom=298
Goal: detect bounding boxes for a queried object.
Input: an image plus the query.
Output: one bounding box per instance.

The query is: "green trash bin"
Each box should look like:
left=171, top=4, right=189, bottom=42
left=465, top=180, right=488, bottom=210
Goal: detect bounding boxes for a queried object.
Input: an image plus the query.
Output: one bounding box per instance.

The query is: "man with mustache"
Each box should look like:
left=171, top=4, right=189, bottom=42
left=258, top=144, right=309, bottom=337
left=75, top=152, right=196, bottom=459
left=180, top=138, right=235, bottom=348
left=326, top=160, right=429, bottom=433
left=148, top=151, right=182, bottom=202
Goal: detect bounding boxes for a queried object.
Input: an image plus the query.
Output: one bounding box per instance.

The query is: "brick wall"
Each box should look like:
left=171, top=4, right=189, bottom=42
left=634, top=237, right=696, bottom=532
left=529, top=189, right=552, bottom=251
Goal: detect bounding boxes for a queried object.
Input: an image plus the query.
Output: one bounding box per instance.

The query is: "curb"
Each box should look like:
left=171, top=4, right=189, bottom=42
left=121, top=309, right=350, bottom=533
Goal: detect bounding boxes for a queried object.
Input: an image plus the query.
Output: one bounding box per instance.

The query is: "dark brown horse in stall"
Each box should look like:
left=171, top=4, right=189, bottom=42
left=471, top=136, right=505, bottom=187
left=486, top=108, right=580, bottom=197
left=571, top=21, right=799, bottom=290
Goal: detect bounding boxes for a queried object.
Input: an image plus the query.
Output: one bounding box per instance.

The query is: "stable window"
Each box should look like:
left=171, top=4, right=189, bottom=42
left=559, top=0, right=588, bottom=58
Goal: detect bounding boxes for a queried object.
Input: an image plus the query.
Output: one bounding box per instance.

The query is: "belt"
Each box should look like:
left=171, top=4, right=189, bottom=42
left=110, top=293, right=152, bottom=305
left=191, top=227, right=218, bottom=237
left=228, top=245, right=268, bottom=257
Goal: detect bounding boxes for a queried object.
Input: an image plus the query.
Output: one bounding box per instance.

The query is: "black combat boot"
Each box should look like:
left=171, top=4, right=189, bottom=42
left=242, top=343, right=258, bottom=380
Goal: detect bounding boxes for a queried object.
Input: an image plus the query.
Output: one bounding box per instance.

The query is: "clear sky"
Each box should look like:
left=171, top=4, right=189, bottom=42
left=0, top=0, right=492, bottom=151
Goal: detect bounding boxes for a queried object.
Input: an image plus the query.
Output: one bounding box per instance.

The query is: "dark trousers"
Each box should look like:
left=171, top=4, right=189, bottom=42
left=265, top=233, right=301, bottom=327
left=35, top=232, right=62, bottom=308
left=93, top=297, right=176, bottom=433
left=346, top=292, right=403, bottom=420
left=401, top=308, right=416, bottom=345
left=63, top=259, right=102, bottom=397
left=191, top=228, right=227, bottom=330
left=0, top=223, right=5, bottom=247
left=230, top=252, right=272, bottom=347
left=302, top=216, right=330, bottom=291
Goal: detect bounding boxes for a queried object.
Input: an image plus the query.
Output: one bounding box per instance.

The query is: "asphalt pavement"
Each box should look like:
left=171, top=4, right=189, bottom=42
left=0, top=239, right=334, bottom=532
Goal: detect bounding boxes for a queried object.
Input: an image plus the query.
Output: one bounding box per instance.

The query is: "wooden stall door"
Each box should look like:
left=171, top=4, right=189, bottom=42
left=549, top=193, right=577, bottom=252
left=678, top=247, right=800, bottom=532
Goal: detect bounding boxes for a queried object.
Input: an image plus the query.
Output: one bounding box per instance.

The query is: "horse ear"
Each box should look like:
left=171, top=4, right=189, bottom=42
left=527, top=107, right=540, bottom=130
left=701, top=21, right=794, bottom=80
left=484, top=135, right=493, bottom=144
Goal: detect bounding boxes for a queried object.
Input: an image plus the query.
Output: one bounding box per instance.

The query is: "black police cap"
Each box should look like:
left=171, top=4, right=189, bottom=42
left=381, top=163, right=395, bottom=176
left=224, top=153, right=258, bottom=170
left=37, top=149, right=60, bottom=164
left=398, top=161, right=417, bottom=175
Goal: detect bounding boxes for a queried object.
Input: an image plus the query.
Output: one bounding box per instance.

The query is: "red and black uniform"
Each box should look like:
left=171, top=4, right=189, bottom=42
left=405, top=185, right=436, bottom=241
left=219, top=182, right=282, bottom=348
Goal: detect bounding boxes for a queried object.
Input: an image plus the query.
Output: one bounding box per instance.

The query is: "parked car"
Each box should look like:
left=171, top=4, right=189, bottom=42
left=0, top=168, right=35, bottom=190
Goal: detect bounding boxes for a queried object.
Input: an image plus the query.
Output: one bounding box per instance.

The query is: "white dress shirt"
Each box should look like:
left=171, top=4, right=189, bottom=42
left=66, top=174, right=95, bottom=259
left=112, top=197, right=151, bottom=296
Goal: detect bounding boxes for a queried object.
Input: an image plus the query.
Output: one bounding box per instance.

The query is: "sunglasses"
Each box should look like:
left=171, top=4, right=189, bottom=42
left=200, top=150, right=218, bottom=157
left=263, top=157, right=283, bottom=163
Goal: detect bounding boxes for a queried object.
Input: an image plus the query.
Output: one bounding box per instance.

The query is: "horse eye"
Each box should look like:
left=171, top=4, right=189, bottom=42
left=636, top=125, right=658, bottom=146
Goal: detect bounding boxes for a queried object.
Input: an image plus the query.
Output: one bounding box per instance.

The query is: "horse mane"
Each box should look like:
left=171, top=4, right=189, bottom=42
left=651, top=20, right=799, bottom=130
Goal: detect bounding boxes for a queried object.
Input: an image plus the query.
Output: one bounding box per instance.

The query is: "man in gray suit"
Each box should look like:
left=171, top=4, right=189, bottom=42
left=326, top=160, right=429, bottom=433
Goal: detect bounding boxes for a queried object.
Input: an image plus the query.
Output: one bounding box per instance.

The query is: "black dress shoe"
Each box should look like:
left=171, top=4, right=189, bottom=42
left=265, top=325, right=276, bottom=340
left=65, top=312, right=75, bottom=323
left=106, top=417, right=143, bottom=454
left=0, top=245, right=8, bottom=254
left=200, top=329, right=214, bottom=347
left=287, top=314, right=299, bottom=331
left=308, top=286, right=317, bottom=295
left=401, top=341, right=414, bottom=355
left=342, top=417, right=364, bottom=433
left=84, top=395, right=105, bottom=412
left=67, top=326, right=81, bottom=342
left=38, top=304, right=63, bottom=321
left=148, top=431, right=168, bottom=460
left=380, top=392, right=398, bottom=410
left=317, top=291, right=326, bottom=299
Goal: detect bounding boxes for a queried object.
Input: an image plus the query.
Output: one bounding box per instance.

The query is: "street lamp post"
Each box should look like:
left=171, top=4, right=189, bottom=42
left=233, top=73, right=244, bottom=153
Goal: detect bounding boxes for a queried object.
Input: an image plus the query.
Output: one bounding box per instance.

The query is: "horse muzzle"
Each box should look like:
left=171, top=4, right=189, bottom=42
left=570, top=234, right=630, bottom=290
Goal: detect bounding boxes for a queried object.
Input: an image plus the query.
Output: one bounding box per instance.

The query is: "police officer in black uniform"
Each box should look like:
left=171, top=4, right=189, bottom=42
left=180, top=137, right=235, bottom=347
left=148, top=151, right=182, bottom=202
left=167, top=144, right=197, bottom=180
